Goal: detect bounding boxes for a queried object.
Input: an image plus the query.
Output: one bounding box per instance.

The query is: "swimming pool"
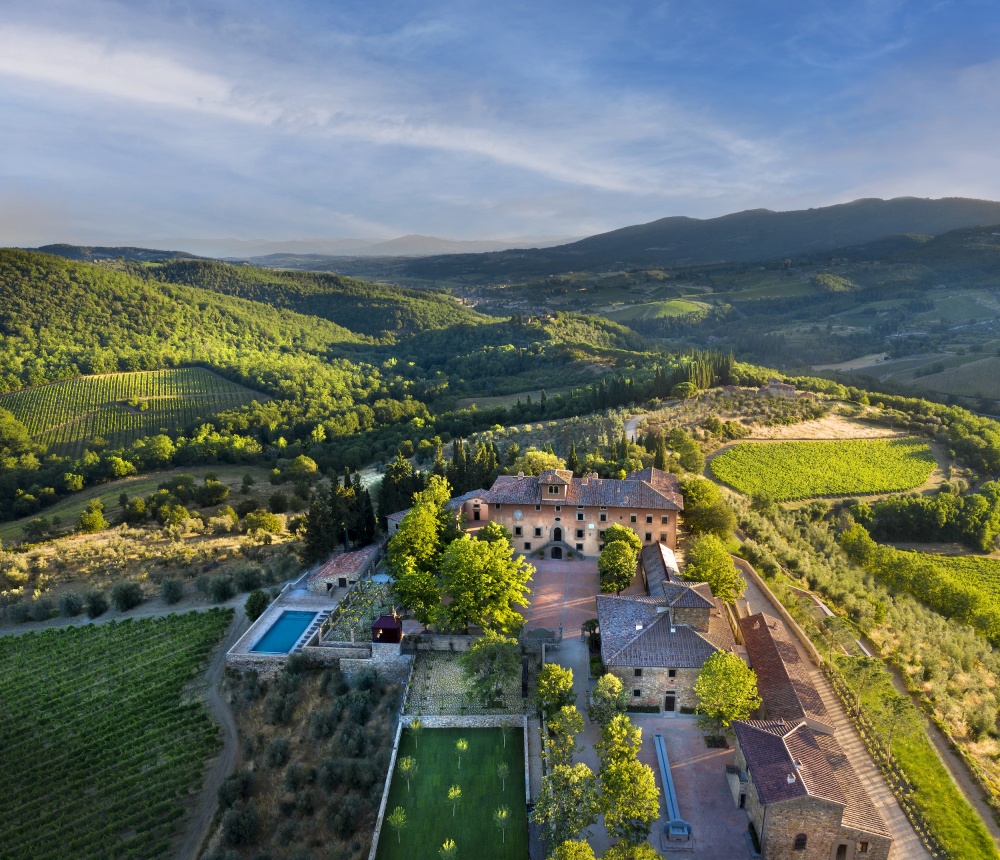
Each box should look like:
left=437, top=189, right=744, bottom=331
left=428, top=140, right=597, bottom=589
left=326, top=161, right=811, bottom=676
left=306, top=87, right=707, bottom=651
left=250, top=610, right=317, bottom=654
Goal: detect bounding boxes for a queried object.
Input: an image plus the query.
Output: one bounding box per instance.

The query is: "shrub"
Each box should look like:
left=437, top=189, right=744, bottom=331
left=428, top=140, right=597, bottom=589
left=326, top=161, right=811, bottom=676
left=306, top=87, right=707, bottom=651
left=85, top=589, right=109, bottom=618
left=110, top=581, right=144, bottom=612
left=266, top=737, right=291, bottom=767
left=233, top=566, right=263, bottom=592
left=29, top=598, right=55, bottom=622
left=244, top=510, right=283, bottom=535
left=59, top=592, right=84, bottom=617
left=221, top=800, right=259, bottom=847
left=160, top=578, right=184, bottom=605
left=269, top=492, right=289, bottom=514
left=218, top=769, right=255, bottom=810
left=209, top=576, right=236, bottom=603
left=244, top=589, right=270, bottom=621
left=7, top=601, right=32, bottom=623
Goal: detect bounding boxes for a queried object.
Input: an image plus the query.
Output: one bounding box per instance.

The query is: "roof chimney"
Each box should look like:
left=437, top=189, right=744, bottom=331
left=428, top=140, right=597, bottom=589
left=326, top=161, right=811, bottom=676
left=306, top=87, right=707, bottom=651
left=517, top=471, right=524, bottom=479
left=787, top=773, right=797, bottom=784
left=635, top=623, right=643, bottom=631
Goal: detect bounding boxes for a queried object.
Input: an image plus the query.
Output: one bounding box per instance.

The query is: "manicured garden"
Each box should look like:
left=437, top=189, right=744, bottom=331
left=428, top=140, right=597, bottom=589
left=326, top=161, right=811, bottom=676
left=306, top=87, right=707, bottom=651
left=710, top=438, right=935, bottom=501
left=375, top=727, right=527, bottom=860
left=0, top=609, right=232, bottom=859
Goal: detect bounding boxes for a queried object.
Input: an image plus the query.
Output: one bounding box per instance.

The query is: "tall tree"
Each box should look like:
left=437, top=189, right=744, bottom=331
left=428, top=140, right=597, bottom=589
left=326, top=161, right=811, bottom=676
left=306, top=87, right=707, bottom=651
left=683, top=534, right=744, bottom=604
left=588, top=673, right=628, bottom=727
left=530, top=763, right=600, bottom=847
left=693, top=651, right=761, bottom=734
left=437, top=534, right=533, bottom=633
left=598, top=541, right=637, bottom=595
left=459, top=631, right=520, bottom=705
left=566, top=441, right=581, bottom=477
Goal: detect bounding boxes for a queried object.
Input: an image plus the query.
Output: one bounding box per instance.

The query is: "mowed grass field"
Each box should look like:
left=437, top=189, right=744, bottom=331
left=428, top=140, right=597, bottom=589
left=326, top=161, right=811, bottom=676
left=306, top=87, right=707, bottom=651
left=0, top=610, right=232, bottom=859
left=375, top=727, right=527, bottom=860
left=0, top=368, right=266, bottom=457
left=710, top=438, right=936, bottom=501
left=904, top=356, right=1000, bottom=400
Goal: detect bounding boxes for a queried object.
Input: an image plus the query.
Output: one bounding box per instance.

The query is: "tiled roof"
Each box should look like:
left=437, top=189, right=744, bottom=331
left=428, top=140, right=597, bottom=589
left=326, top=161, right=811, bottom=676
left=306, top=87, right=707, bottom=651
left=484, top=467, right=682, bottom=510
left=641, top=542, right=683, bottom=596
left=734, top=720, right=845, bottom=807
left=597, top=592, right=735, bottom=669
left=387, top=489, right=488, bottom=525
left=739, top=613, right=831, bottom=729
left=734, top=720, right=890, bottom=838
left=814, top=733, right=891, bottom=837
left=308, top=543, right=382, bottom=582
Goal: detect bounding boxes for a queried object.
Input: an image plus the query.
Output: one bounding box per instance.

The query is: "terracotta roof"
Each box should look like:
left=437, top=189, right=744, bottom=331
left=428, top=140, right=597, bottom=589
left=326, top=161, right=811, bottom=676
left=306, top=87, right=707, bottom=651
left=484, top=467, right=682, bottom=510
left=597, top=592, right=735, bottom=669
left=739, top=613, right=832, bottom=730
left=308, top=543, right=382, bottom=582
left=814, top=733, right=891, bottom=836
left=387, top=489, right=488, bottom=525
left=734, top=720, right=845, bottom=807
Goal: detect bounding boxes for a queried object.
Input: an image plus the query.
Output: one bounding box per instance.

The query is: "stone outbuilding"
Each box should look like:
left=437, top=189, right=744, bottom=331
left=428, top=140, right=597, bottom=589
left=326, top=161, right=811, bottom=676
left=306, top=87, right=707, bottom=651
left=596, top=579, right=737, bottom=713
left=732, top=719, right=891, bottom=860
left=306, top=543, right=383, bottom=594
left=386, top=489, right=489, bottom=536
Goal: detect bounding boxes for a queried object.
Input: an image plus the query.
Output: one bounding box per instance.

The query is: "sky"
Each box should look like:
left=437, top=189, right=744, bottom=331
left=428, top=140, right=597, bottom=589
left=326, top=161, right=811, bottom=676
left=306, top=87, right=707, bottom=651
left=2, top=0, right=999, bottom=248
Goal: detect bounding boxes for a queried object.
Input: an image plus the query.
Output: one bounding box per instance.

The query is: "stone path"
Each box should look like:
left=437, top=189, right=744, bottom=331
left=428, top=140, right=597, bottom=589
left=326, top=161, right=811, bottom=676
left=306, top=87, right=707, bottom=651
left=741, top=572, right=931, bottom=860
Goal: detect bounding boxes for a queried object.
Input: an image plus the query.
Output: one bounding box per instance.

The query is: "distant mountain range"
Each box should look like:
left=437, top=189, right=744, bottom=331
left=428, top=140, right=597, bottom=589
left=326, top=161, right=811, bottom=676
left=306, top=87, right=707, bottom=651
left=400, top=196, right=1000, bottom=280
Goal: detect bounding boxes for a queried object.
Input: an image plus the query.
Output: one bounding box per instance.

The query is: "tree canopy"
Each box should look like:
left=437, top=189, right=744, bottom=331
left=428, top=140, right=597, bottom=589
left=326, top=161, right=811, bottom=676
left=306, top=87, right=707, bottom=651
left=598, top=541, right=637, bottom=595
left=693, top=650, right=761, bottom=733
left=683, top=533, right=744, bottom=604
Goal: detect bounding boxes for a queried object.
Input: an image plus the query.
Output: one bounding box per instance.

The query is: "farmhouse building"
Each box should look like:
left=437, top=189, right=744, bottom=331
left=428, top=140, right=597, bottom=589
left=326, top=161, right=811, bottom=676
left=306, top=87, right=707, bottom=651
left=481, top=466, right=683, bottom=560
left=730, top=612, right=891, bottom=860
left=386, top=488, right=489, bottom=536
left=759, top=378, right=798, bottom=398
left=732, top=720, right=891, bottom=860
left=307, top=542, right=383, bottom=594
left=596, top=577, right=736, bottom=712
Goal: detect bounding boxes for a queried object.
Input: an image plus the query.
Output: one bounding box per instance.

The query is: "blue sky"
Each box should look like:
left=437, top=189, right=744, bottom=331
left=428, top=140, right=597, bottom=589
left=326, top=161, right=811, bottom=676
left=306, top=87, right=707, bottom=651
left=1, top=0, right=998, bottom=246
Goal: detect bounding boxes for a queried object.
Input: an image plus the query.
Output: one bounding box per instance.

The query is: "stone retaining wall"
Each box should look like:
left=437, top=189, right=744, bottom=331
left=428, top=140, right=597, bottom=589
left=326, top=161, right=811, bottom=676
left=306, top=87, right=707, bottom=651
left=300, top=644, right=372, bottom=661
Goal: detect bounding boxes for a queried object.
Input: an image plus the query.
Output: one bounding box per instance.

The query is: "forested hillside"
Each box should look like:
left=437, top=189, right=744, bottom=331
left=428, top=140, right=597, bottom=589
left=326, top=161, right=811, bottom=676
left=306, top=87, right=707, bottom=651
left=144, top=259, right=486, bottom=339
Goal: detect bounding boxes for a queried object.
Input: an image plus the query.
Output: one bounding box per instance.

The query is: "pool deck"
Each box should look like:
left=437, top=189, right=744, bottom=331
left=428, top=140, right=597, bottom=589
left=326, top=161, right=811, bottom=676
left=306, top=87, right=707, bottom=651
left=226, top=579, right=341, bottom=664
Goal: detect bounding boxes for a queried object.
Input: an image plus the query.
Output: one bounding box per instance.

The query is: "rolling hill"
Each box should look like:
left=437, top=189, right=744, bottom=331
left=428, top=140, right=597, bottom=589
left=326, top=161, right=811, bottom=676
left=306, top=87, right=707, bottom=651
left=401, top=196, right=1000, bottom=280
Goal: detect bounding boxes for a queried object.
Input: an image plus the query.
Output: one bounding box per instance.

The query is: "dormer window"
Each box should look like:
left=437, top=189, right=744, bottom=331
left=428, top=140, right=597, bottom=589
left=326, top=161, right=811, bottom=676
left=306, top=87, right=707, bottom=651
left=547, top=485, right=560, bottom=495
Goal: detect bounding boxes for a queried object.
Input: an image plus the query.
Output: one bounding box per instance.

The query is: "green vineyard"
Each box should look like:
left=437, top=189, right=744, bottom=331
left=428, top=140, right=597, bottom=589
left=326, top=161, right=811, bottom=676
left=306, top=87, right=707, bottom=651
left=0, top=368, right=265, bottom=457
left=0, top=609, right=232, bottom=859
left=710, top=438, right=936, bottom=501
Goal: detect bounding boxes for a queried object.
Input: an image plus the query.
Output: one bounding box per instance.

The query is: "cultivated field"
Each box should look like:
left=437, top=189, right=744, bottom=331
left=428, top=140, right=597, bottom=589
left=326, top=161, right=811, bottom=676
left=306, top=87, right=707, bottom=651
left=0, top=610, right=232, bottom=859
left=710, top=438, right=935, bottom=501
left=907, top=552, right=1000, bottom=612
left=375, top=727, right=527, bottom=860
left=0, top=368, right=265, bottom=457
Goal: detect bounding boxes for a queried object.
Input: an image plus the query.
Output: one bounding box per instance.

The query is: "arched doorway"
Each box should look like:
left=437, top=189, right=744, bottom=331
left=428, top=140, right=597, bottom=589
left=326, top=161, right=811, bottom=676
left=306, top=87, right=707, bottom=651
left=551, top=546, right=563, bottom=559
left=553, top=527, right=563, bottom=543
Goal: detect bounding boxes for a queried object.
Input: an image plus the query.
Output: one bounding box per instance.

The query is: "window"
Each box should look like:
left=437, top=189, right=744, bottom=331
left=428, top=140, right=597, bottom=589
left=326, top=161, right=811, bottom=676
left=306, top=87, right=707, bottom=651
left=548, top=485, right=560, bottom=494
left=600, top=505, right=607, bottom=510
left=599, top=512, right=608, bottom=522
left=598, top=543, right=604, bottom=552
left=576, top=543, right=584, bottom=551
left=577, top=505, right=585, bottom=509
left=668, top=669, right=676, bottom=678
left=660, top=533, right=668, bottom=542
left=598, top=530, right=606, bottom=540
left=494, top=503, right=501, bottom=510
left=534, top=527, right=542, bottom=538
left=634, top=668, right=642, bottom=678
left=576, top=529, right=584, bottom=539
left=858, top=843, right=869, bottom=855
left=644, top=532, right=652, bottom=542
left=793, top=834, right=807, bottom=851
left=576, top=512, right=584, bottom=521
left=646, top=515, right=653, bottom=524
left=514, top=526, right=523, bottom=537
left=630, top=514, right=637, bottom=523
left=535, top=504, right=541, bottom=511
left=554, top=517, right=562, bottom=522
left=661, top=515, right=669, bottom=524
left=555, top=505, right=561, bottom=511
left=633, top=689, right=642, bottom=698
left=524, top=542, right=532, bottom=551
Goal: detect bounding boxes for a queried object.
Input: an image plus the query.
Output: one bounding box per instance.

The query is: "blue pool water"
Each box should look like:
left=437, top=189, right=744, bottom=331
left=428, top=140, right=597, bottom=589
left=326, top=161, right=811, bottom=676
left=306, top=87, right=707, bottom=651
left=250, top=610, right=317, bottom=654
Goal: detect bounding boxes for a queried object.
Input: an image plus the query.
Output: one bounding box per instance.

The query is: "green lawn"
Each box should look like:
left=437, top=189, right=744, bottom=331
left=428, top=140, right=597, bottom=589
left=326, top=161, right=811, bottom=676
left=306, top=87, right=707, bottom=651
left=710, top=439, right=935, bottom=501
left=376, top=727, right=527, bottom=860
